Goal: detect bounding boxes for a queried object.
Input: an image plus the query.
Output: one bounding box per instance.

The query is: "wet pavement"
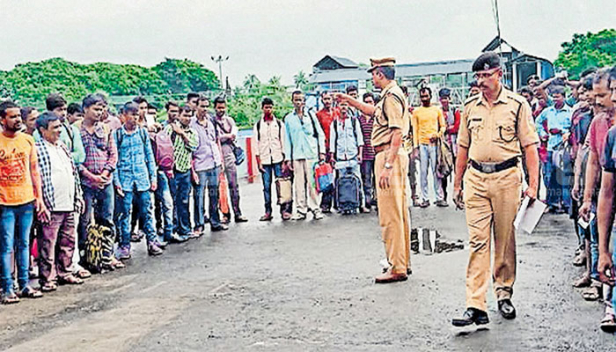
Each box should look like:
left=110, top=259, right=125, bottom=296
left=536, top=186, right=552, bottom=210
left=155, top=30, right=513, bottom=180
left=0, top=181, right=613, bottom=351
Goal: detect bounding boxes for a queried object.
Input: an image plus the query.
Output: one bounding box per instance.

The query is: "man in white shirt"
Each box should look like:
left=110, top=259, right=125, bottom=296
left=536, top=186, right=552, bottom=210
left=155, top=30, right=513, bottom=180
left=35, top=112, right=85, bottom=291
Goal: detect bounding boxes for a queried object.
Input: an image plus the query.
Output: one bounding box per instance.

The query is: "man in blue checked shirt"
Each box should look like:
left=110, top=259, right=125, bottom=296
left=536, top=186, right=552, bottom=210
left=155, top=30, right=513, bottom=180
left=113, top=102, right=165, bottom=259
left=535, top=86, right=572, bottom=212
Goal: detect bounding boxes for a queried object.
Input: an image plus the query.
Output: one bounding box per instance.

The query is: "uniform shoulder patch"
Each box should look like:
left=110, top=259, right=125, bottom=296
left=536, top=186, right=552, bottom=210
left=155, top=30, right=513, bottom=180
left=507, top=92, right=526, bottom=105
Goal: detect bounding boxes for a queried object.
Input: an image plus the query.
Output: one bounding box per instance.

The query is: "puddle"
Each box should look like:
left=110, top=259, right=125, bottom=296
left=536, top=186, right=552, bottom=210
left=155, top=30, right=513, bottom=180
left=411, top=228, right=464, bottom=254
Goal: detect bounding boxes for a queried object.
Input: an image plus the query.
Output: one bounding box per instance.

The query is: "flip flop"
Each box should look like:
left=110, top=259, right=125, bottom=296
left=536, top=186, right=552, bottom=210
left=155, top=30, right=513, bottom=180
left=1, top=293, right=20, bottom=305
left=40, top=282, right=58, bottom=292
left=18, top=286, right=43, bottom=299
left=572, top=275, right=591, bottom=288
left=600, top=313, right=616, bottom=332
left=582, top=285, right=601, bottom=301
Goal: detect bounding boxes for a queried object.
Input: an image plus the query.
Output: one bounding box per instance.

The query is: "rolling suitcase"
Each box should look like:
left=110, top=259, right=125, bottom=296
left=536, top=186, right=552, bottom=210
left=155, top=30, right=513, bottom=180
left=335, top=168, right=361, bottom=214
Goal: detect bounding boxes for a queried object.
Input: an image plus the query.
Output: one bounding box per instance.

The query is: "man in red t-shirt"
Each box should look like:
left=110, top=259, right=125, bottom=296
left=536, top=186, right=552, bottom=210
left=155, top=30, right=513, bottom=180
left=316, top=92, right=338, bottom=213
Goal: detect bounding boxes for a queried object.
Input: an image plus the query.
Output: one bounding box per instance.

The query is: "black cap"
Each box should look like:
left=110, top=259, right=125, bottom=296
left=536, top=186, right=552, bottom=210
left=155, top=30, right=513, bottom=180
left=472, top=52, right=501, bottom=72
left=438, top=88, right=451, bottom=98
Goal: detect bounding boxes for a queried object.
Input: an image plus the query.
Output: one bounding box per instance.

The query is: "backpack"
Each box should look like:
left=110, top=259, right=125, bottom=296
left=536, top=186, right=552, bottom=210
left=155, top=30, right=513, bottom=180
left=436, top=136, right=454, bottom=179
left=115, top=127, right=148, bottom=150
left=84, top=219, right=114, bottom=273
left=256, top=118, right=282, bottom=142
left=152, top=130, right=175, bottom=173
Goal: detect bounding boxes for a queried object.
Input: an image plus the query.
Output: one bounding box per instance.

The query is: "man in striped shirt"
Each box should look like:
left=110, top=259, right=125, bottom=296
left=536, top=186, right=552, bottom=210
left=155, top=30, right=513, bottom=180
left=164, top=105, right=198, bottom=238
left=359, top=92, right=376, bottom=211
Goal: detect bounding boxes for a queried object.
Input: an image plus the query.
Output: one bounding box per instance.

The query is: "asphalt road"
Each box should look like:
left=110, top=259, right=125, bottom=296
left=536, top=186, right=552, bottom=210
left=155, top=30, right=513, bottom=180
left=0, top=181, right=613, bottom=351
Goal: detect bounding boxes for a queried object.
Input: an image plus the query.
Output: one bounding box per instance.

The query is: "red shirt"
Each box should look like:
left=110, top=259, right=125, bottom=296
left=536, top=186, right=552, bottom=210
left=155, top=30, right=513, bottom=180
left=316, top=108, right=338, bottom=151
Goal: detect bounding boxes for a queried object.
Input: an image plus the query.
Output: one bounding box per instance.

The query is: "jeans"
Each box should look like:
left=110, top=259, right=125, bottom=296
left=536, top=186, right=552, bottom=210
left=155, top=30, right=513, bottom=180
left=194, top=167, right=221, bottom=229
left=116, top=187, right=157, bottom=247
left=545, top=152, right=569, bottom=208
left=262, top=163, right=284, bottom=214
left=587, top=216, right=599, bottom=281
left=155, top=171, right=174, bottom=240
left=361, top=159, right=375, bottom=208
left=170, top=170, right=192, bottom=236
left=79, top=184, right=115, bottom=252
left=419, top=144, right=443, bottom=202
left=0, top=203, right=34, bottom=294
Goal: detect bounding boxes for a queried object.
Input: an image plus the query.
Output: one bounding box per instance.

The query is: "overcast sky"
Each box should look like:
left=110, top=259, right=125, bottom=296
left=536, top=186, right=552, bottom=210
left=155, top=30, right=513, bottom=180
left=1, top=0, right=615, bottom=86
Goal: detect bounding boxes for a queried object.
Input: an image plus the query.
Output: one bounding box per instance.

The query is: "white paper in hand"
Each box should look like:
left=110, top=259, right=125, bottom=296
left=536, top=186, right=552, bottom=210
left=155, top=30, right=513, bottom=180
left=514, top=197, right=547, bottom=235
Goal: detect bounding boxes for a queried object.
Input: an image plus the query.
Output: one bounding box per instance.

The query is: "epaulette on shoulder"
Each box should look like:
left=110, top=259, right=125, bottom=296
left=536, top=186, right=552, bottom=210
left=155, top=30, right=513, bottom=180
left=507, top=92, right=526, bottom=104
left=464, top=95, right=480, bottom=106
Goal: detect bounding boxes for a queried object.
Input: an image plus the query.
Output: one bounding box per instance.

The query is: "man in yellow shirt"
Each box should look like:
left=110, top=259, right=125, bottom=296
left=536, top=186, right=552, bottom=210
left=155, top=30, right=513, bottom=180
left=411, top=87, right=447, bottom=207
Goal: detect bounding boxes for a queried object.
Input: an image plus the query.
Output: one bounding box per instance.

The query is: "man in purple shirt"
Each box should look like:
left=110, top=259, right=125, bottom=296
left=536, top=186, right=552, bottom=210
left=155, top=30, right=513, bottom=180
left=191, top=96, right=228, bottom=233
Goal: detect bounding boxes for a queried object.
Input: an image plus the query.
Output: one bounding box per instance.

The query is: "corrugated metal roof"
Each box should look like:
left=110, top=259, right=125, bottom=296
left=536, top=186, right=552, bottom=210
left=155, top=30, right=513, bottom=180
left=329, top=56, right=358, bottom=68
left=309, top=59, right=474, bottom=83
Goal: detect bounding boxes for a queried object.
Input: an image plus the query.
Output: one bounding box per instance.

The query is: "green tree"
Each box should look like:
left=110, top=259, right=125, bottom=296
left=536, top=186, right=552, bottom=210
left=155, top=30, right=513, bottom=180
left=293, top=70, right=309, bottom=89
left=554, top=29, right=616, bottom=79
left=0, top=57, right=219, bottom=109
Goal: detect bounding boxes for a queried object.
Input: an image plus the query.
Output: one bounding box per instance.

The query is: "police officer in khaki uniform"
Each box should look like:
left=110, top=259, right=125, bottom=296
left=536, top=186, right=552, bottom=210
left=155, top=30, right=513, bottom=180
left=451, top=52, right=540, bottom=326
left=337, top=57, right=411, bottom=283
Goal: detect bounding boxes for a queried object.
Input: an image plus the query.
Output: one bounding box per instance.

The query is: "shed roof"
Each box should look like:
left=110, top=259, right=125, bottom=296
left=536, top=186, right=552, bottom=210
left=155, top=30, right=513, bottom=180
left=309, top=59, right=474, bottom=83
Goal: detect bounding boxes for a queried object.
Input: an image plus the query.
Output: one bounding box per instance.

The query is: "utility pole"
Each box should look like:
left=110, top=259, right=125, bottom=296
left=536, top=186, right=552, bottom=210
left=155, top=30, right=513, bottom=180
left=211, top=55, right=229, bottom=89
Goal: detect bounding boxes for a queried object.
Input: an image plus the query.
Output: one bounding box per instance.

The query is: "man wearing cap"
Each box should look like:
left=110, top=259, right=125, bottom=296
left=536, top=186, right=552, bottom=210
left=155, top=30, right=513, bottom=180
left=451, top=52, right=540, bottom=326
left=336, top=57, right=411, bottom=283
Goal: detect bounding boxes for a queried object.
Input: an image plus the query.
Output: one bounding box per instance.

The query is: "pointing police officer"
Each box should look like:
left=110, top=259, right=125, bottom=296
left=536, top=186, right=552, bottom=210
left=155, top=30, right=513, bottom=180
left=451, top=52, right=540, bottom=326
left=336, top=57, right=411, bottom=283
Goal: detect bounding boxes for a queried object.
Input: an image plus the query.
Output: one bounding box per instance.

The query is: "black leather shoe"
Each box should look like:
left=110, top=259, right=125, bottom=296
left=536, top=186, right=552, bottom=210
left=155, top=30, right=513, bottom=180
left=452, top=308, right=490, bottom=327
left=498, top=299, right=516, bottom=319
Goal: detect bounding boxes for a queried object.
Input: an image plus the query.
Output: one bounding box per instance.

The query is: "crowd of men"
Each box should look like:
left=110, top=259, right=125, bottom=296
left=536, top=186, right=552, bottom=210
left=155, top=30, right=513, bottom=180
left=521, top=66, right=616, bottom=332
left=2, top=58, right=616, bottom=335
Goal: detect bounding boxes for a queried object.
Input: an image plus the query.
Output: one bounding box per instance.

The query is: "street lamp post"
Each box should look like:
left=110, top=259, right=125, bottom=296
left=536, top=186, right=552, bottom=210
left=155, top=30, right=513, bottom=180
left=211, top=55, right=229, bottom=90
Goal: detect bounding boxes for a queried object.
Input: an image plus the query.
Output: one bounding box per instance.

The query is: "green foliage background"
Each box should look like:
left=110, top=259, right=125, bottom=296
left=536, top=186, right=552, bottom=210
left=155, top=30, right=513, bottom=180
left=554, top=29, right=616, bottom=79
left=0, top=57, right=295, bottom=128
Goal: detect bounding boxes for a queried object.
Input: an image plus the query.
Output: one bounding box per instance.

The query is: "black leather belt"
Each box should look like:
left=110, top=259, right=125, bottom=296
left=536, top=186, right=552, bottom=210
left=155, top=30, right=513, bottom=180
left=470, top=158, right=518, bottom=174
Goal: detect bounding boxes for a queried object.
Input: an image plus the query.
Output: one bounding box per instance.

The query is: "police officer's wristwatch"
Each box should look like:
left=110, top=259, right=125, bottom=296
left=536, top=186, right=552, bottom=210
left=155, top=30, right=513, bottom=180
left=384, top=162, right=393, bottom=170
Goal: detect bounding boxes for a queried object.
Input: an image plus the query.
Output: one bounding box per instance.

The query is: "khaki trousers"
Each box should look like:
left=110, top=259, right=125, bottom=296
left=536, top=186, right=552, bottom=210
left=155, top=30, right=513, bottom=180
left=463, top=166, right=521, bottom=311
left=293, top=159, right=321, bottom=215
left=375, top=151, right=411, bottom=275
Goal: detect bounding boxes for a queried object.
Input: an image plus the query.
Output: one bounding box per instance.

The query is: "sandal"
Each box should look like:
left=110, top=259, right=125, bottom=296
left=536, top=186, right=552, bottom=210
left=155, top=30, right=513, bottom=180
left=75, top=268, right=92, bottom=279
left=18, top=286, right=43, bottom=299
left=58, top=275, right=84, bottom=285
left=582, top=285, right=601, bottom=301
left=111, top=258, right=125, bottom=269
left=572, top=251, right=587, bottom=266
left=600, top=313, right=616, bottom=332
left=572, top=275, right=591, bottom=288
left=40, top=282, right=58, bottom=292
left=1, top=293, right=20, bottom=305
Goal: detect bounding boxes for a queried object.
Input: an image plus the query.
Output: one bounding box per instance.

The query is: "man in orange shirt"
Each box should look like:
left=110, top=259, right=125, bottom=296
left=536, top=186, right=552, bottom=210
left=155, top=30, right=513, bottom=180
left=316, top=92, right=338, bottom=213
left=411, top=87, right=447, bottom=207
left=0, top=100, right=48, bottom=304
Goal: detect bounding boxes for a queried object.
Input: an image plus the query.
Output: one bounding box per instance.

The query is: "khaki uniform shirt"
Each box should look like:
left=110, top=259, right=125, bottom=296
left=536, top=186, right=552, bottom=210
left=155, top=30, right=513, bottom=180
left=371, top=81, right=410, bottom=148
left=458, top=87, right=539, bottom=163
